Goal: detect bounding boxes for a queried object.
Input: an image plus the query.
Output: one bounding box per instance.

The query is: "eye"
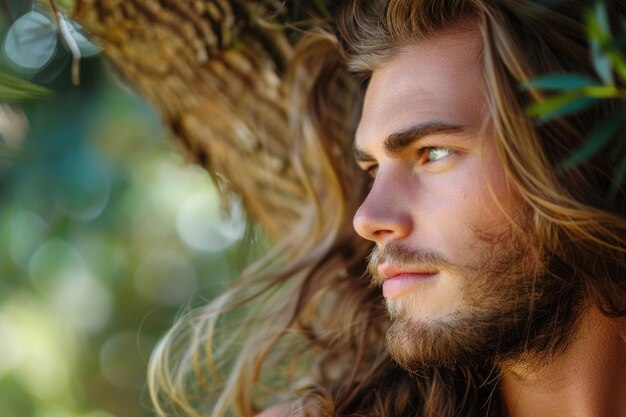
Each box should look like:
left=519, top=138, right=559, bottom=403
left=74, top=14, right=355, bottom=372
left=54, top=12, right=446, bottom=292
left=417, top=147, right=454, bottom=164
left=365, top=165, right=379, bottom=178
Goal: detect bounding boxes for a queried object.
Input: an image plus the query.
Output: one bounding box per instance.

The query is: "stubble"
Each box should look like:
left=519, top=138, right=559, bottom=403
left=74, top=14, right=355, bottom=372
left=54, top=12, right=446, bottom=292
left=368, top=221, right=583, bottom=372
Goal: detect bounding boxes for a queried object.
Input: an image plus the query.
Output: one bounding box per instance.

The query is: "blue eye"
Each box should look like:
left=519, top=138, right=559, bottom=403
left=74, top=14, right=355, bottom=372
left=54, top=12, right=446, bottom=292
left=418, top=147, right=454, bottom=163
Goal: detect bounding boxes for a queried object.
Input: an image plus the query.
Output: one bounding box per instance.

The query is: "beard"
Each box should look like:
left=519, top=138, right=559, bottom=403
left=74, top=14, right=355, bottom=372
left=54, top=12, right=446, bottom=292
left=368, top=220, right=584, bottom=372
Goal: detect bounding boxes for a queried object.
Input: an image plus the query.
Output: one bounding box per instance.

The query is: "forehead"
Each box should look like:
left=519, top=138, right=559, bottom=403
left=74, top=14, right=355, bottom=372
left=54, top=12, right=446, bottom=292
left=355, top=27, right=485, bottom=150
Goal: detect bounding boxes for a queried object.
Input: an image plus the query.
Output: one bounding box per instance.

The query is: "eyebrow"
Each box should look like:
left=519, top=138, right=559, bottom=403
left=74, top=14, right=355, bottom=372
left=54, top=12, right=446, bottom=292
left=353, top=122, right=465, bottom=163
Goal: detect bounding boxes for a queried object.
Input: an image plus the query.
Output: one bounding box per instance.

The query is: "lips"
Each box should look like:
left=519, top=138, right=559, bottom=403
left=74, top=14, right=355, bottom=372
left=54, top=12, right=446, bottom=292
left=377, top=264, right=438, bottom=298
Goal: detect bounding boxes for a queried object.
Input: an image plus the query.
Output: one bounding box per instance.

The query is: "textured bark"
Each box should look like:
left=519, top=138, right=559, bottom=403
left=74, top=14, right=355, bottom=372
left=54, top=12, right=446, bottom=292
left=73, top=0, right=313, bottom=239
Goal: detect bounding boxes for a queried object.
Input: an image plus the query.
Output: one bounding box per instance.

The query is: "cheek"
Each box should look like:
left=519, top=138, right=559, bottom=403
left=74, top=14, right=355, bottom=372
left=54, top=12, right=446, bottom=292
left=420, top=159, right=509, bottom=218
left=481, top=143, right=524, bottom=217
left=415, top=153, right=520, bottom=260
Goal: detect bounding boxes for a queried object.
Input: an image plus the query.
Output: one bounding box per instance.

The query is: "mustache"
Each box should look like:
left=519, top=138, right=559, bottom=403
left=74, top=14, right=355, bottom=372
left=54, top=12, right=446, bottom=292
left=367, top=242, right=452, bottom=285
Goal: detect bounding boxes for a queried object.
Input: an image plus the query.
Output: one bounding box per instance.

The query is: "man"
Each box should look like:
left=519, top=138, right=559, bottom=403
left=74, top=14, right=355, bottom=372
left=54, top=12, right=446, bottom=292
left=350, top=15, right=625, bottom=417
left=148, top=1, right=626, bottom=417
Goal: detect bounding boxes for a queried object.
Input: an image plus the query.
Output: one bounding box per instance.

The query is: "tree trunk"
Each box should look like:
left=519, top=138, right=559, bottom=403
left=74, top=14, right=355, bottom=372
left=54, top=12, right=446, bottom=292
left=73, top=0, right=315, bottom=239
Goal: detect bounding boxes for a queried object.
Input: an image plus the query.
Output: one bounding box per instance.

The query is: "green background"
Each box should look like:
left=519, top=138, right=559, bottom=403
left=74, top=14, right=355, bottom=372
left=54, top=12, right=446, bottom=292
left=0, top=5, right=265, bottom=417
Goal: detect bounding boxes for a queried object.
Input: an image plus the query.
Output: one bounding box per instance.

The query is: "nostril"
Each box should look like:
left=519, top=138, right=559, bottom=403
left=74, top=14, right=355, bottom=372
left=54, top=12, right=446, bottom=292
left=373, top=229, right=394, bottom=237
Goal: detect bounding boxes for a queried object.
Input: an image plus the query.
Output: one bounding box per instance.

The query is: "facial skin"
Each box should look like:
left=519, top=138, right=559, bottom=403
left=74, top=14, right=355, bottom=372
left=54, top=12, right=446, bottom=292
left=352, top=26, right=577, bottom=370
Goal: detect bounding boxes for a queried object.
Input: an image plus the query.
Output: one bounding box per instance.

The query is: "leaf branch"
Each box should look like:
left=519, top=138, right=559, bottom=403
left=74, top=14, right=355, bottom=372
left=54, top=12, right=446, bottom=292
left=522, top=0, right=626, bottom=195
left=48, top=0, right=82, bottom=85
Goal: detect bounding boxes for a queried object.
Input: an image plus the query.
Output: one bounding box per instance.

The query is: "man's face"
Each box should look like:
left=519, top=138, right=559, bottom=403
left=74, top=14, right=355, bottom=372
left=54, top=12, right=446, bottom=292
left=352, top=27, right=565, bottom=369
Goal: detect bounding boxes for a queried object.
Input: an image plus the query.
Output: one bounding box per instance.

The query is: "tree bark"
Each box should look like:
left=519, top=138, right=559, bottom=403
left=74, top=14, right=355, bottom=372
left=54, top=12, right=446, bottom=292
left=73, top=0, right=313, bottom=239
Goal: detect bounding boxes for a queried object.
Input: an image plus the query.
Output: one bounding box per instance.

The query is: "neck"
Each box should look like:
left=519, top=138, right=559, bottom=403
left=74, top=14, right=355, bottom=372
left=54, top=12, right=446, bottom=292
left=499, top=306, right=626, bottom=417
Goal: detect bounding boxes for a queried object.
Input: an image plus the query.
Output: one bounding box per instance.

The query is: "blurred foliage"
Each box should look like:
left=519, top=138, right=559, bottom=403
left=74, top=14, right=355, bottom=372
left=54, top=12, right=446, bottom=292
left=1, top=1, right=100, bottom=86
left=523, top=1, right=626, bottom=195
left=0, top=3, right=270, bottom=417
left=0, top=73, right=50, bottom=101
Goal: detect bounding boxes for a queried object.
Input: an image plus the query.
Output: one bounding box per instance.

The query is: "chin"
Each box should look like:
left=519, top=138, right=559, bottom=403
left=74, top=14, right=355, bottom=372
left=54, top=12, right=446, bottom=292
left=384, top=308, right=494, bottom=370
left=384, top=279, right=584, bottom=372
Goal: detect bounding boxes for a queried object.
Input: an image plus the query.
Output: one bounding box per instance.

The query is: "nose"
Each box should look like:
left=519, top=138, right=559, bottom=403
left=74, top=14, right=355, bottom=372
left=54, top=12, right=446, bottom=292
left=353, top=176, right=413, bottom=245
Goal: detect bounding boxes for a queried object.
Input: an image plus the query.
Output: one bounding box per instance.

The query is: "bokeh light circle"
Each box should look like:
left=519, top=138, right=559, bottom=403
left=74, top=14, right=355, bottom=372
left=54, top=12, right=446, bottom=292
left=176, top=192, right=246, bottom=252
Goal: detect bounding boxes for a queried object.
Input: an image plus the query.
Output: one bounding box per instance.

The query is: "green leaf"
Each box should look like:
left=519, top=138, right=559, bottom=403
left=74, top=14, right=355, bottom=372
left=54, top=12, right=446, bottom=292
left=601, top=32, right=626, bottom=51
left=580, top=85, right=621, bottom=98
left=4, top=11, right=58, bottom=71
left=521, top=73, right=599, bottom=90
left=561, top=107, right=626, bottom=168
left=593, top=0, right=610, bottom=34
left=0, top=72, right=51, bottom=101
left=609, top=52, right=626, bottom=83
left=586, top=2, right=614, bottom=85
left=589, top=37, right=613, bottom=85
left=525, top=90, right=594, bottom=122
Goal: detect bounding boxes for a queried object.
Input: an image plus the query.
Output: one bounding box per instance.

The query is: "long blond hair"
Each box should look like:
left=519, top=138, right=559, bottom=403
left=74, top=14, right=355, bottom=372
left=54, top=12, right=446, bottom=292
left=148, top=1, right=626, bottom=417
